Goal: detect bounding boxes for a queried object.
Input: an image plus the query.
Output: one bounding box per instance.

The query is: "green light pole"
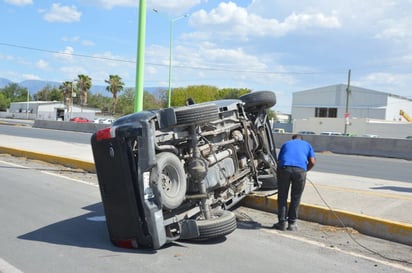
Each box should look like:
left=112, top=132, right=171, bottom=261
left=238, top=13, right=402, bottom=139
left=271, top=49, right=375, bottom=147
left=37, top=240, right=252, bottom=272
left=134, top=0, right=147, bottom=112
left=153, top=9, right=188, bottom=107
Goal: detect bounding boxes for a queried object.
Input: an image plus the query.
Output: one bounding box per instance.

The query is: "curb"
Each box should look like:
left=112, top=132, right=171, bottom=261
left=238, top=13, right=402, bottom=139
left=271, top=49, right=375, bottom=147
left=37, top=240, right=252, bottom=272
left=241, top=194, right=412, bottom=246
left=0, top=146, right=95, bottom=173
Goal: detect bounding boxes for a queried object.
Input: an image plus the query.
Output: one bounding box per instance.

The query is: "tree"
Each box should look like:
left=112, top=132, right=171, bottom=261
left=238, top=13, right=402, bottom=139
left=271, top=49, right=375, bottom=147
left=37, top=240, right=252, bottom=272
left=0, top=92, right=10, bottom=111
left=217, top=88, right=251, bottom=99
left=59, top=81, right=74, bottom=112
left=34, top=85, right=63, bottom=101
left=105, top=75, right=124, bottom=114
left=116, top=88, right=135, bottom=115
left=267, top=109, right=277, bottom=121
left=116, top=88, right=164, bottom=116
left=143, top=90, right=164, bottom=110
left=87, top=93, right=112, bottom=113
left=1, top=83, right=30, bottom=103
left=170, top=85, right=219, bottom=106
left=76, top=74, right=92, bottom=108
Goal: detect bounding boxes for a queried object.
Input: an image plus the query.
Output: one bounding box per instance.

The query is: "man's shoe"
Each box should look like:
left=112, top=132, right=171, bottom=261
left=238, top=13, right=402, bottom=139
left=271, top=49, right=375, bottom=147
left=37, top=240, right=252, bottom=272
left=287, top=223, right=298, bottom=231
left=272, top=222, right=286, bottom=231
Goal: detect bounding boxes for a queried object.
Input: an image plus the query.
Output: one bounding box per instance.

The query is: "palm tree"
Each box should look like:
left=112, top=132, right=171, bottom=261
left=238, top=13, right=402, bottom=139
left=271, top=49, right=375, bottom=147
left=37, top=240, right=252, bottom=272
left=60, top=81, right=73, bottom=112
left=77, top=74, right=92, bottom=110
left=105, top=74, right=124, bottom=114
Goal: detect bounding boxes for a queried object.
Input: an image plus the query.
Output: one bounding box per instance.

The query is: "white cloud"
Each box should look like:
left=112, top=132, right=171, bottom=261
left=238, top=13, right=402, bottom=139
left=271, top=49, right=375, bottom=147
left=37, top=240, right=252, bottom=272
left=61, top=36, right=95, bottom=47
left=62, top=36, right=80, bottom=42
left=357, top=72, right=412, bottom=97
left=4, top=0, right=32, bottom=6
left=82, top=0, right=201, bottom=13
left=149, top=0, right=201, bottom=15
left=36, top=59, right=48, bottom=69
left=43, top=3, right=81, bottom=23
left=59, top=66, right=88, bottom=80
left=0, top=53, right=14, bottom=61
left=54, top=50, right=134, bottom=85
left=22, top=74, right=40, bottom=80
left=189, top=2, right=340, bottom=40
left=82, top=40, right=95, bottom=46
left=144, top=42, right=295, bottom=89
left=375, top=19, right=411, bottom=41
left=80, top=0, right=137, bottom=9
left=54, top=46, right=75, bottom=61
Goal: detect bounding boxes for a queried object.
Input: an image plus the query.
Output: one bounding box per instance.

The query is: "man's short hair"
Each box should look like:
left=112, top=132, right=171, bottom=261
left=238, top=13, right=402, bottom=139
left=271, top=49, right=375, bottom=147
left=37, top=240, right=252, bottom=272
left=292, top=134, right=302, bottom=140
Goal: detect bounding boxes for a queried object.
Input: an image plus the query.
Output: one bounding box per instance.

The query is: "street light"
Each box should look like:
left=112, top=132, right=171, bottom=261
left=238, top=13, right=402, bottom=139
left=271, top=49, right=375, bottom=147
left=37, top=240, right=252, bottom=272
left=153, top=9, right=189, bottom=107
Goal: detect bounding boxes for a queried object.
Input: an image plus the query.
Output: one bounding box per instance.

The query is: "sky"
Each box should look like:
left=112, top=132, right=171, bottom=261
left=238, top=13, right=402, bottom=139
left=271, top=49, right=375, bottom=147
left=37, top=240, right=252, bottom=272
left=1, top=0, right=412, bottom=113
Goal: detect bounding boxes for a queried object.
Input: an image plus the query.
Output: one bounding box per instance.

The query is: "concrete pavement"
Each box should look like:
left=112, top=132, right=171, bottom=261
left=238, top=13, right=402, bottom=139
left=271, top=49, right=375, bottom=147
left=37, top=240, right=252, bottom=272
left=0, top=133, right=411, bottom=246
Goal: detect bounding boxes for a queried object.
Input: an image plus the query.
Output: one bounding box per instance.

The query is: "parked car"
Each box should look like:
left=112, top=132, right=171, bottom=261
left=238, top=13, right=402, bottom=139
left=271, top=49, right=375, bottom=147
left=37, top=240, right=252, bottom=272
left=297, top=130, right=316, bottom=135
left=70, top=117, right=91, bottom=123
left=273, top=128, right=285, bottom=133
left=101, top=118, right=115, bottom=124
left=91, top=91, right=278, bottom=249
left=320, top=131, right=343, bottom=136
left=362, top=134, right=379, bottom=138
left=93, top=118, right=105, bottom=124
left=94, top=118, right=115, bottom=124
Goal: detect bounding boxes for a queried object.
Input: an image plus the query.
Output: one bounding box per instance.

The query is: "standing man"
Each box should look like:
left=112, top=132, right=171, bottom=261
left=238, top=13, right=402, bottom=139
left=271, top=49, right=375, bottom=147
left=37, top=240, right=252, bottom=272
left=273, top=134, right=316, bottom=231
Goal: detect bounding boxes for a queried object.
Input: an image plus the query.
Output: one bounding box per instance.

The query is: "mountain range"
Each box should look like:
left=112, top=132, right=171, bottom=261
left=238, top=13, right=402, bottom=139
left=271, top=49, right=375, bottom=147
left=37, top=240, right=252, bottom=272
left=0, top=77, right=163, bottom=96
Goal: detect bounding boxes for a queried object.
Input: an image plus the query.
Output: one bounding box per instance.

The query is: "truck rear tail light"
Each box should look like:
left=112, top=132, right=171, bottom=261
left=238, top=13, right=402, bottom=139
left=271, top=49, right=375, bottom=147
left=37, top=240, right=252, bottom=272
left=96, top=127, right=116, bottom=141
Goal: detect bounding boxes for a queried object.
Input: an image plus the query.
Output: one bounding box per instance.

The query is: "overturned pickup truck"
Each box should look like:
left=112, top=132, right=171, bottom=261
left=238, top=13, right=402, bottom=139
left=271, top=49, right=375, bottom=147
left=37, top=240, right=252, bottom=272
left=91, top=91, right=278, bottom=249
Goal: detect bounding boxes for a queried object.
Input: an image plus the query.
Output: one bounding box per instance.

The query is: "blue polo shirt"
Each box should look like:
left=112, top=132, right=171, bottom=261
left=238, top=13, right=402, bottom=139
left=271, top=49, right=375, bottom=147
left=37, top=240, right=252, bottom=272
left=278, top=139, right=315, bottom=171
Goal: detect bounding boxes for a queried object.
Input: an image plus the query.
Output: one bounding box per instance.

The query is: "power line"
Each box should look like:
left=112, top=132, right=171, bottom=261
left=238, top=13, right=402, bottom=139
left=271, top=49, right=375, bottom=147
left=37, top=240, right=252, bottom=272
left=0, top=42, right=135, bottom=64
left=0, top=41, right=345, bottom=76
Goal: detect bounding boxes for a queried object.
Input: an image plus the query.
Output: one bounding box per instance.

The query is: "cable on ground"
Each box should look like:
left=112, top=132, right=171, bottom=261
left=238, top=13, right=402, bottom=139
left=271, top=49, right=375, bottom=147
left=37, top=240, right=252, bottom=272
left=306, top=176, right=412, bottom=265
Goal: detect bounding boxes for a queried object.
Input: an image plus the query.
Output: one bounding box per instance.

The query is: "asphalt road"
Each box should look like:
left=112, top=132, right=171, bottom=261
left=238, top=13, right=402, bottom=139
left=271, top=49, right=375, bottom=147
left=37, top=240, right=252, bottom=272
left=1, top=125, right=411, bottom=183
left=1, top=156, right=411, bottom=273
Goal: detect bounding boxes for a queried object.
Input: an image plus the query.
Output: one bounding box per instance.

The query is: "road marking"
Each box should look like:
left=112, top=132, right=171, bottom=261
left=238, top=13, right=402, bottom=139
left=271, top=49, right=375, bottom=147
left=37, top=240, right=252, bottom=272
left=264, top=229, right=412, bottom=272
left=41, top=171, right=98, bottom=187
left=0, top=258, right=24, bottom=273
left=87, top=216, right=106, bottom=222
left=0, top=160, right=28, bottom=169
left=0, top=159, right=97, bottom=187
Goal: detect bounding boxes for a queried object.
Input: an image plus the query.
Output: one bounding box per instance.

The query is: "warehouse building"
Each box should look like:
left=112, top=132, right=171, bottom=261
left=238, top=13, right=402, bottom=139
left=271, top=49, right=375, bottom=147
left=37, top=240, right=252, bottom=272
left=6, top=101, right=99, bottom=121
left=292, top=84, right=412, bottom=138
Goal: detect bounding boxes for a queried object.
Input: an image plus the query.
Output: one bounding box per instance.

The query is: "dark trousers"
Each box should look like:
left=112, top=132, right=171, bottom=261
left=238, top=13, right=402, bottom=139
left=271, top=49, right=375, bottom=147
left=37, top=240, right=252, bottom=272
left=277, top=166, right=307, bottom=224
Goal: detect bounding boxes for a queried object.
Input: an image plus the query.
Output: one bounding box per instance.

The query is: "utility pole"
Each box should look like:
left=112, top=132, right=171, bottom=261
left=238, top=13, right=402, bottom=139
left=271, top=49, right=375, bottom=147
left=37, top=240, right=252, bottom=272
left=134, top=0, right=146, bottom=112
left=153, top=9, right=189, bottom=107
left=344, top=69, right=351, bottom=135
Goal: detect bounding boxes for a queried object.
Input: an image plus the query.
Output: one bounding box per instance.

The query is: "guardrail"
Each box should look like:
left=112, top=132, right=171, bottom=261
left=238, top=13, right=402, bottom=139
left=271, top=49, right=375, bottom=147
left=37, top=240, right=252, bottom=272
left=32, top=120, right=412, bottom=160
left=274, top=133, right=412, bottom=160
left=33, top=120, right=109, bottom=133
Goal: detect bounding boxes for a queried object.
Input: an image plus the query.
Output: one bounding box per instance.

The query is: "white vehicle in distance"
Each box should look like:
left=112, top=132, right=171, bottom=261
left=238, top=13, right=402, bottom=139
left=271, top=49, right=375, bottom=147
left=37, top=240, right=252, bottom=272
left=297, top=130, right=316, bottom=135
left=94, top=118, right=115, bottom=124
left=320, top=131, right=343, bottom=136
left=273, top=128, right=285, bottom=133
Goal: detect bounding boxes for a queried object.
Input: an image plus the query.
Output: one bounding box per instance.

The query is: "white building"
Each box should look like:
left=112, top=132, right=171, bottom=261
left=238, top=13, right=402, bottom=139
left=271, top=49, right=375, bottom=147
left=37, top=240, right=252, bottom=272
left=7, top=101, right=99, bottom=121
left=291, top=84, right=412, bottom=138
left=292, top=84, right=412, bottom=121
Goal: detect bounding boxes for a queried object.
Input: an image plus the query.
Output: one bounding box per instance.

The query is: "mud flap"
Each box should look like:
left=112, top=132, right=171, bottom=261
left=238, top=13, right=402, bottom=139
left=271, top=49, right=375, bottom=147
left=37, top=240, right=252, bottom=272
left=179, top=219, right=200, bottom=240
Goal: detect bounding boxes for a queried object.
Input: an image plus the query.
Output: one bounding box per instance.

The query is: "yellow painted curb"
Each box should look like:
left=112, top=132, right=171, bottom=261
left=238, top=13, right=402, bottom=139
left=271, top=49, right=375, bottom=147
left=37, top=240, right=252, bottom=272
left=242, top=194, right=412, bottom=246
left=0, top=146, right=95, bottom=173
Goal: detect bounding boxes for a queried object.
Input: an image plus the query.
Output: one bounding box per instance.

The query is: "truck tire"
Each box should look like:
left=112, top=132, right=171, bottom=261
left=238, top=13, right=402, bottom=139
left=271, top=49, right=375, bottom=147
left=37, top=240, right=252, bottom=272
left=196, top=210, right=237, bottom=240
left=152, top=152, right=187, bottom=210
left=240, top=91, right=276, bottom=112
left=174, top=103, right=219, bottom=126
